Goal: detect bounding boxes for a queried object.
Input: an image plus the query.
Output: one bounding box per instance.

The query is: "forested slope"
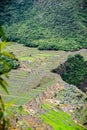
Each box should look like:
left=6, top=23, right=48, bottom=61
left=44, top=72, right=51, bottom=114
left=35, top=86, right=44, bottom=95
left=0, top=0, right=87, bottom=51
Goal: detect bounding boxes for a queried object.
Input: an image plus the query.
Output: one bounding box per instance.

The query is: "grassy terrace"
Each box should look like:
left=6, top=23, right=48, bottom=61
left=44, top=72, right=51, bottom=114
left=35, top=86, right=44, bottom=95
left=41, top=104, right=87, bottom=130
left=0, top=43, right=87, bottom=106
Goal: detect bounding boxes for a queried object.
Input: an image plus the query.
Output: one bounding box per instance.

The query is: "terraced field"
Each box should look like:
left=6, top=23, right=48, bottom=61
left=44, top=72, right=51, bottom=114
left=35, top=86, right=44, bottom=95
left=41, top=104, right=86, bottom=130
left=0, top=43, right=87, bottom=106
left=0, top=43, right=87, bottom=129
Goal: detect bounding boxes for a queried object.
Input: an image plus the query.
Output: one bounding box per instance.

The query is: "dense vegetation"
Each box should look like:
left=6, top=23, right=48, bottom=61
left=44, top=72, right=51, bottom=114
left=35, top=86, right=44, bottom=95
left=0, top=26, right=19, bottom=86
left=52, top=54, right=87, bottom=92
left=0, top=26, right=19, bottom=75
left=0, top=25, right=20, bottom=129
left=0, top=53, right=19, bottom=75
left=0, top=0, right=87, bottom=51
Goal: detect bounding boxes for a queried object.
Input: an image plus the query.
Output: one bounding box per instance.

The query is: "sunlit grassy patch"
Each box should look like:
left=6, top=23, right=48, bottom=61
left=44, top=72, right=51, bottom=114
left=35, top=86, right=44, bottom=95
left=41, top=104, right=86, bottom=130
left=38, top=53, right=53, bottom=57
left=19, top=56, right=35, bottom=61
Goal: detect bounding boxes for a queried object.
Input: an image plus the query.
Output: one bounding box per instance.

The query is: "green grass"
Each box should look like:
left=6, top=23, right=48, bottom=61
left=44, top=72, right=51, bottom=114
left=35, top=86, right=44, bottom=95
left=27, top=128, right=32, bottom=130
left=0, top=43, right=87, bottom=129
left=19, top=56, right=35, bottom=61
left=28, top=128, right=32, bottom=130
left=37, top=53, right=53, bottom=57
left=0, top=43, right=87, bottom=106
left=41, top=104, right=87, bottom=130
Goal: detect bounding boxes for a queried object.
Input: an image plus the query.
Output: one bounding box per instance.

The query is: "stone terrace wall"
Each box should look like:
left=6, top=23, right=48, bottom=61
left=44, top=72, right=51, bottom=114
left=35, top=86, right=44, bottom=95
left=24, top=83, right=64, bottom=114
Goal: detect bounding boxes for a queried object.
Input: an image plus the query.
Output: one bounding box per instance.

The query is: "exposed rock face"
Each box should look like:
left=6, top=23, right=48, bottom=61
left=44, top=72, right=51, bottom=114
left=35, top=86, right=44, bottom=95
left=24, top=115, right=53, bottom=130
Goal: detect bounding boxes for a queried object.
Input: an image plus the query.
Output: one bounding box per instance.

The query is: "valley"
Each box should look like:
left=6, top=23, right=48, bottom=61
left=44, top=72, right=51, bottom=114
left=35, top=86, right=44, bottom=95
left=1, top=43, right=87, bottom=105
left=0, top=43, right=87, bottom=129
left=0, top=0, right=87, bottom=129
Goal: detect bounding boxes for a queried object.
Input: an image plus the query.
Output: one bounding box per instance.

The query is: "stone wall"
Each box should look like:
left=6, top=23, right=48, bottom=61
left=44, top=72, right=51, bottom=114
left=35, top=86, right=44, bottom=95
left=24, top=83, right=64, bottom=114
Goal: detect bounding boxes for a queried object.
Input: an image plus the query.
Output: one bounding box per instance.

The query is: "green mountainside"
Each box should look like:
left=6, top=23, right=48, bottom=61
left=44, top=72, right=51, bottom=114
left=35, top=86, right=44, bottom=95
left=52, top=54, right=87, bottom=92
left=0, top=0, right=87, bottom=51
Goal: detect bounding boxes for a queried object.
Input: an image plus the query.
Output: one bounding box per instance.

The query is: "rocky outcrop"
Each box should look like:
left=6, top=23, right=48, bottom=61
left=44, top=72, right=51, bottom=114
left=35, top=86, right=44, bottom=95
left=24, top=115, right=53, bottom=130
left=23, top=82, right=63, bottom=130
left=24, top=83, right=64, bottom=114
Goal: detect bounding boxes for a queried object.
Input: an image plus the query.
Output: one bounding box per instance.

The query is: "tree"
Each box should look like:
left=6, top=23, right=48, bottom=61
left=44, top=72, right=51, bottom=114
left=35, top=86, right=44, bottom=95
left=0, top=26, right=18, bottom=129
left=52, top=54, right=87, bottom=92
left=0, top=26, right=28, bottom=130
